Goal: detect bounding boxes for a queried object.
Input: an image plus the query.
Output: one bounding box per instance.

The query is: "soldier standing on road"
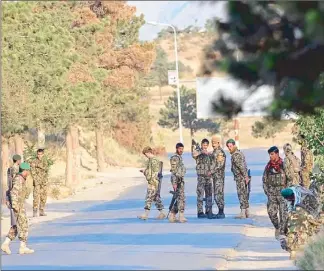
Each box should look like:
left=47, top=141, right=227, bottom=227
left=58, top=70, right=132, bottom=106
left=283, top=143, right=302, bottom=186
left=138, top=147, right=166, bottom=220
left=1, top=162, right=34, bottom=255
left=169, top=143, right=187, bottom=223
left=226, top=139, right=250, bottom=219
left=192, top=138, right=216, bottom=219
left=297, top=134, right=314, bottom=189
left=262, top=146, right=288, bottom=240
left=210, top=135, right=226, bottom=219
left=30, top=149, right=50, bottom=217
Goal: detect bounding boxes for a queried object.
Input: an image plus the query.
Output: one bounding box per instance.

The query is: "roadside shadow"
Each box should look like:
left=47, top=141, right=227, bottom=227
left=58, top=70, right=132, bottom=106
left=1, top=264, right=156, bottom=270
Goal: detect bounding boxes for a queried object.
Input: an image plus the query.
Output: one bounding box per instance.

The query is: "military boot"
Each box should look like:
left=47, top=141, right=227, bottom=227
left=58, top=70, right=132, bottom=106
left=290, top=251, right=296, bottom=260
left=216, top=208, right=225, bottom=219
left=235, top=209, right=247, bottom=219
left=19, top=242, right=34, bottom=254
left=197, top=212, right=207, bottom=218
left=1, top=237, right=12, bottom=255
left=179, top=212, right=187, bottom=223
left=137, top=209, right=149, bottom=220
left=206, top=209, right=217, bottom=219
left=156, top=210, right=166, bottom=220
left=275, top=229, right=280, bottom=240
left=168, top=212, right=177, bottom=223
left=33, top=210, right=38, bottom=217
left=39, top=210, right=47, bottom=216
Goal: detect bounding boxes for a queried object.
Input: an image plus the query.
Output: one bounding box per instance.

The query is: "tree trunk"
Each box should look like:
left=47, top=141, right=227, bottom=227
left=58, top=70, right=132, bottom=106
left=71, top=125, right=81, bottom=186
left=1, top=137, right=9, bottom=205
left=65, top=128, right=73, bottom=188
left=95, top=125, right=105, bottom=172
left=190, top=128, right=194, bottom=138
left=14, top=134, right=24, bottom=161
left=37, top=126, right=46, bottom=149
left=8, top=137, right=15, bottom=158
left=159, top=85, right=162, bottom=101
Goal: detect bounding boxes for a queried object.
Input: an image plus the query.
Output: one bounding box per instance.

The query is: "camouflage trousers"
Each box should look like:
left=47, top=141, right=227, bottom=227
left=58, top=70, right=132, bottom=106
left=212, top=173, right=225, bottom=210
left=144, top=183, right=164, bottom=211
left=301, top=170, right=311, bottom=189
left=197, top=176, right=213, bottom=213
left=286, top=207, right=317, bottom=252
left=235, top=177, right=249, bottom=209
left=266, top=192, right=288, bottom=235
left=6, top=208, right=28, bottom=242
left=33, top=179, right=48, bottom=212
left=170, top=177, right=185, bottom=213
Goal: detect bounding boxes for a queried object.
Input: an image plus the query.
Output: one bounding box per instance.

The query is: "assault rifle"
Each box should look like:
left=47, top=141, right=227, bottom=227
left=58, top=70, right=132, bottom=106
left=156, top=161, right=163, bottom=200
left=167, top=190, right=179, bottom=218
left=192, top=139, right=202, bottom=153
left=247, top=169, right=251, bottom=201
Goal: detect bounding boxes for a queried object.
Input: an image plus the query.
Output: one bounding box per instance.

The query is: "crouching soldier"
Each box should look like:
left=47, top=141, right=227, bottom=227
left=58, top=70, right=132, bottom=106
left=138, top=147, right=166, bottom=220
left=169, top=143, right=187, bottom=223
left=279, top=186, right=321, bottom=260
left=1, top=162, right=34, bottom=255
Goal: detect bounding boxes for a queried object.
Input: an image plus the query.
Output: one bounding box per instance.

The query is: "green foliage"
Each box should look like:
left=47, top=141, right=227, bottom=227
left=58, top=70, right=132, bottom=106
left=294, top=108, right=324, bottom=170
left=296, top=230, right=324, bottom=270
left=205, top=18, right=218, bottom=34
left=158, top=86, right=220, bottom=137
left=23, top=142, right=55, bottom=169
left=251, top=117, right=288, bottom=140
left=204, top=1, right=324, bottom=118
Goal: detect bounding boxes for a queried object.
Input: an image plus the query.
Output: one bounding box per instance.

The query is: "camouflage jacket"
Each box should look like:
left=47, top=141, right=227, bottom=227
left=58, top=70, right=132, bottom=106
left=262, top=161, right=286, bottom=196
left=10, top=174, right=29, bottom=212
left=230, top=149, right=248, bottom=180
left=210, top=147, right=226, bottom=176
left=144, top=157, right=160, bottom=186
left=284, top=153, right=301, bottom=186
left=301, top=146, right=314, bottom=173
left=170, top=154, right=186, bottom=181
left=192, top=151, right=212, bottom=177
left=31, top=157, right=49, bottom=182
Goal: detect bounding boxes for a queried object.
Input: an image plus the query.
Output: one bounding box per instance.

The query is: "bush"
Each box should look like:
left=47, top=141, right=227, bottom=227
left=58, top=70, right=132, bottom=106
left=296, top=230, right=324, bottom=270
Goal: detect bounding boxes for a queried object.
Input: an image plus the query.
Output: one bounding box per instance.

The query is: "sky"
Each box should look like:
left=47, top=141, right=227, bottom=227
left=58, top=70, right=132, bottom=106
left=127, top=1, right=228, bottom=41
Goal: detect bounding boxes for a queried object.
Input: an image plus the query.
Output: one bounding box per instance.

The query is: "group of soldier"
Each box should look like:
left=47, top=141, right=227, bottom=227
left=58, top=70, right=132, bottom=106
left=1, top=149, right=50, bottom=255
left=137, top=135, right=250, bottom=222
left=137, top=134, right=323, bottom=260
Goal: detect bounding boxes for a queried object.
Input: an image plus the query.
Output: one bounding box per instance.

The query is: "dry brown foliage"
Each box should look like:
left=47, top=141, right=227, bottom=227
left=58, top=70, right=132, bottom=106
left=67, top=63, right=95, bottom=85
left=101, top=1, right=136, bottom=22
left=103, top=66, right=136, bottom=89
left=72, top=7, right=100, bottom=26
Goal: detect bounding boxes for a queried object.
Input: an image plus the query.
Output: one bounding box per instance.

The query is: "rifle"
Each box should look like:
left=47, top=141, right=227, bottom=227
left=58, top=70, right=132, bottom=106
left=156, top=161, right=163, bottom=200
left=246, top=169, right=251, bottom=201
left=167, top=190, right=179, bottom=218
left=192, top=139, right=202, bottom=153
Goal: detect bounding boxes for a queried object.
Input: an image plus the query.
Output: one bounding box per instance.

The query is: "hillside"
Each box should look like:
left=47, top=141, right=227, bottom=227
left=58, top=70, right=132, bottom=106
left=149, top=32, right=295, bottom=152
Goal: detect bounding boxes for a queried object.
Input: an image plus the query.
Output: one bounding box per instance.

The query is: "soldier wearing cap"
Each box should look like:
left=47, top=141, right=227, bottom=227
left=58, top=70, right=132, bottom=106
left=262, top=146, right=288, bottom=240
left=30, top=148, right=50, bottom=217
left=6, top=154, right=22, bottom=208
left=210, top=135, right=226, bottom=219
left=226, top=138, right=250, bottom=218
left=138, top=146, right=166, bottom=220
left=1, top=162, right=34, bottom=255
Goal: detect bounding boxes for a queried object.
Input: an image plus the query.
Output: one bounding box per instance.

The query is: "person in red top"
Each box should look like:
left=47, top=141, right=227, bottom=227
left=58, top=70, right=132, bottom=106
left=262, top=146, right=288, bottom=240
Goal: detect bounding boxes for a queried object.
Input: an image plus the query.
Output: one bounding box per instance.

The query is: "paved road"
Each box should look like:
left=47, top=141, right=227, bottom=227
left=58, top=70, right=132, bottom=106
left=2, top=149, right=288, bottom=270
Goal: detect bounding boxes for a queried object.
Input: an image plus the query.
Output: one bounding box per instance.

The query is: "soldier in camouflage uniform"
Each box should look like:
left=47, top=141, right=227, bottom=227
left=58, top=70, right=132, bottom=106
left=226, top=139, right=250, bottom=219
left=297, top=134, right=314, bottom=189
left=279, top=186, right=321, bottom=260
left=1, top=163, right=35, bottom=255
left=262, top=146, right=288, bottom=240
left=192, top=138, right=216, bottom=219
left=210, top=135, right=226, bottom=219
left=138, top=146, right=166, bottom=220
left=7, top=154, right=21, bottom=183
left=169, top=143, right=187, bottom=223
left=30, top=149, right=50, bottom=217
left=283, top=143, right=302, bottom=187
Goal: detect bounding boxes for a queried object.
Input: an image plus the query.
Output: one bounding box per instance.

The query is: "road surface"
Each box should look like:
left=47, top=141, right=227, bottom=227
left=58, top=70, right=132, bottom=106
left=1, top=149, right=295, bottom=270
